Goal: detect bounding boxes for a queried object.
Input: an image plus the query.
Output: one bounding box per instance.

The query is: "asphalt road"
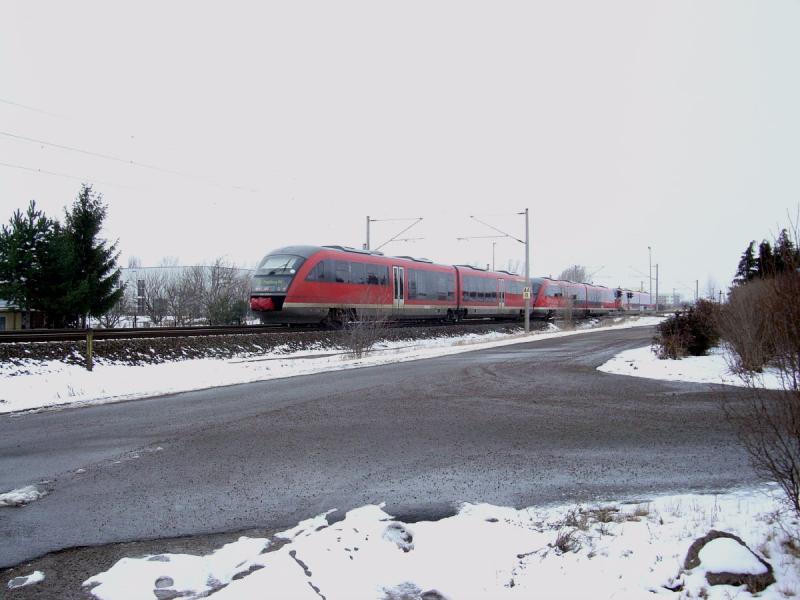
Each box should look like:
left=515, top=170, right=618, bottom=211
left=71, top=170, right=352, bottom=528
left=0, top=326, right=762, bottom=571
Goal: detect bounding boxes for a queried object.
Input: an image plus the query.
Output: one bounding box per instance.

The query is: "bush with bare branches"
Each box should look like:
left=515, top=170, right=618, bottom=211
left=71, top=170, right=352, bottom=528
left=333, top=287, right=391, bottom=358
left=652, top=300, right=720, bottom=359
left=722, top=220, right=800, bottom=518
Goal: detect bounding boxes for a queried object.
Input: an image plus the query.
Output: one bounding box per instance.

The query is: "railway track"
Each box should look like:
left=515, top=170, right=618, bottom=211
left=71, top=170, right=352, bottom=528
left=0, top=319, right=530, bottom=344
left=0, top=324, right=303, bottom=343
left=0, top=313, right=649, bottom=345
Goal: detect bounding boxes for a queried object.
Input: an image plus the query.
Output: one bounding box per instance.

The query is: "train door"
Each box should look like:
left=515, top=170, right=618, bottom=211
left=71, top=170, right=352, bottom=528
left=498, top=279, right=506, bottom=309
left=392, top=266, right=405, bottom=313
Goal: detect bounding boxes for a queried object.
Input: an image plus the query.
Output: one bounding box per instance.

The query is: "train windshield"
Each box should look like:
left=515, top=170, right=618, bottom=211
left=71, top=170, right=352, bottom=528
left=255, top=254, right=305, bottom=276
left=252, top=254, right=305, bottom=294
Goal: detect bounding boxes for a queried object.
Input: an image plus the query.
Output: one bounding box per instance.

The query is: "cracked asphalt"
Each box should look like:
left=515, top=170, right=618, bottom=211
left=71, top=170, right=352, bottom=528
left=0, top=325, right=764, bottom=597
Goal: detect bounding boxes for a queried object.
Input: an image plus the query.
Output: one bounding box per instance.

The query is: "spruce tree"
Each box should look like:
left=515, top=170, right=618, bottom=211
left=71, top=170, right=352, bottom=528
left=63, top=184, right=123, bottom=327
left=0, top=201, right=58, bottom=328
left=756, top=240, right=775, bottom=278
left=734, top=241, right=757, bottom=285
left=774, top=229, right=799, bottom=274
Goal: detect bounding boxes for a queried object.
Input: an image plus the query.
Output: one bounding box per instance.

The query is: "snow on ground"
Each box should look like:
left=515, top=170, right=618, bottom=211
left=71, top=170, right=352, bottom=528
left=0, top=316, right=664, bottom=415
left=598, top=345, right=785, bottom=389
left=83, top=486, right=800, bottom=600
left=7, top=570, right=45, bottom=590
left=0, top=484, right=48, bottom=507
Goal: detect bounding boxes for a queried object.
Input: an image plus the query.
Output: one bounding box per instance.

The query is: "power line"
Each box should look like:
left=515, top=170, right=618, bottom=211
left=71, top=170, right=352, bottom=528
left=0, top=97, right=68, bottom=119
left=0, top=130, right=261, bottom=193
left=0, top=160, right=136, bottom=190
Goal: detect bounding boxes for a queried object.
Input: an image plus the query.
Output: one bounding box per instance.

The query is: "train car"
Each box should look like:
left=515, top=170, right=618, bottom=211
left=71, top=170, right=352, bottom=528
left=531, top=278, right=621, bottom=318
left=453, top=265, right=528, bottom=320
left=629, top=290, right=655, bottom=311
left=531, top=277, right=583, bottom=318
left=613, top=289, right=655, bottom=312
left=250, top=244, right=655, bottom=324
left=250, top=245, right=459, bottom=324
left=586, top=284, right=619, bottom=315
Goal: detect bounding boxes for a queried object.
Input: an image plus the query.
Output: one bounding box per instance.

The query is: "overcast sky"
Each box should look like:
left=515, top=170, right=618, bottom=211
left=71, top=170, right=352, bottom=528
left=2, top=1, right=799, bottom=300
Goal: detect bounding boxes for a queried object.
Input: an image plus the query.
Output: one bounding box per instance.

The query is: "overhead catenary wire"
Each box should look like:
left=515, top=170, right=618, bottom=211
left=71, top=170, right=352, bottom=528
left=0, top=130, right=261, bottom=194
left=0, top=160, right=137, bottom=190
left=0, top=97, right=69, bottom=119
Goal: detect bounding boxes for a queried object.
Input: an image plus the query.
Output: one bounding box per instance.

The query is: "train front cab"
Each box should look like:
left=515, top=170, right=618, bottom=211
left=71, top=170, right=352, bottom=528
left=249, top=246, right=323, bottom=323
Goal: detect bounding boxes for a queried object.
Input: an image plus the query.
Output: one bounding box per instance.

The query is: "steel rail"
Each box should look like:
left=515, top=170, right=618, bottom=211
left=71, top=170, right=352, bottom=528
left=0, top=324, right=299, bottom=343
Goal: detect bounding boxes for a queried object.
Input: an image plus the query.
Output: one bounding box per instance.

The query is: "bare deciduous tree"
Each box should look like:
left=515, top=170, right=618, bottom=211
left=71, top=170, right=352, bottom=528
left=558, top=265, right=588, bottom=282
left=97, top=283, right=129, bottom=328
left=705, top=276, right=717, bottom=301
left=141, top=269, right=169, bottom=325
left=202, top=258, right=251, bottom=325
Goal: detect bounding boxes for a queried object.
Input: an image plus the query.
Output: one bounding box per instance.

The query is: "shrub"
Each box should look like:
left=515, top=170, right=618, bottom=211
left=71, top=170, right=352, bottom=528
left=719, top=279, right=773, bottom=372
left=653, top=300, right=720, bottom=359
left=723, top=262, right=800, bottom=518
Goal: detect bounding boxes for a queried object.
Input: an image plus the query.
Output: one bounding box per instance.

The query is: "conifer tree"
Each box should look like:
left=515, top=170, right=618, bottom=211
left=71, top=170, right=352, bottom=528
left=733, top=241, right=757, bottom=285
left=773, top=228, right=799, bottom=274
left=63, top=184, right=123, bottom=327
left=756, top=240, right=775, bottom=279
left=0, top=201, right=58, bottom=328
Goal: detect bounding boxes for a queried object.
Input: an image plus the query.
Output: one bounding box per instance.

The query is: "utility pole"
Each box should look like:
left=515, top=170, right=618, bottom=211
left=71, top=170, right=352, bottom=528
left=524, top=208, right=530, bottom=333
left=461, top=211, right=531, bottom=332
left=655, top=264, right=659, bottom=312
left=648, top=246, right=652, bottom=302
left=492, top=242, right=496, bottom=271
left=695, top=280, right=699, bottom=303
left=366, top=216, right=423, bottom=251
left=718, top=290, right=723, bottom=304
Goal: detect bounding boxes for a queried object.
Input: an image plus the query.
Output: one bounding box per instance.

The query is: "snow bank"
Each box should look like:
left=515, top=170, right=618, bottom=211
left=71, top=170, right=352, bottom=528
left=0, top=316, right=664, bottom=415
left=83, top=486, right=799, bottom=600
left=597, top=345, right=785, bottom=389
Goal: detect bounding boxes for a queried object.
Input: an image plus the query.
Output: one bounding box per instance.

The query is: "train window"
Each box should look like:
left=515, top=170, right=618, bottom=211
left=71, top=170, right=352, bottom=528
left=351, top=262, right=366, bottom=285
left=417, top=270, right=428, bottom=300
left=305, top=260, right=328, bottom=281
left=407, top=270, right=418, bottom=299
left=366, top=264, right=387, bottom=285
left=334, top=260, right=350, bottom=283
left=437, top=275, right=447, bottom=301
left=256, top=254, right=305, bottom=275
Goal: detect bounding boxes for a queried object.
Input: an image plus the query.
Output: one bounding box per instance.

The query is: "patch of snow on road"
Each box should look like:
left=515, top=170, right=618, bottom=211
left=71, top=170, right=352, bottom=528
left=0, top=485, right=48, bottom=507
left=84, top=486, right=799, bottom=600
left=7, top=571, right=45, bottom=589
left=597, top=345, right=785, bottom=389
left=0, top=316, right=664, bottom=415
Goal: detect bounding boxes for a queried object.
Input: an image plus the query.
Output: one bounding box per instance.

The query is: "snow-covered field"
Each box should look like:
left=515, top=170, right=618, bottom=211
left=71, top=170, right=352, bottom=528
left=0, top=316, right=663, bottom=415
left=598, top=345, right=785, bottom=390
left=80, top=486, right=799, bottom=600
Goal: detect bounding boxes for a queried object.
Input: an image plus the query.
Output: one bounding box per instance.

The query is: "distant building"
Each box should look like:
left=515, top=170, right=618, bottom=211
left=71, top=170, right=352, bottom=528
left=0, top=300, right=20, bottom=331
left=0, top=300, right=44, bottom=331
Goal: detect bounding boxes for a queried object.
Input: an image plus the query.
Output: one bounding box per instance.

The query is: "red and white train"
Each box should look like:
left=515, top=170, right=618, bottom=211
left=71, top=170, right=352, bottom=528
left=249, top=245, right=654, bottom=324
